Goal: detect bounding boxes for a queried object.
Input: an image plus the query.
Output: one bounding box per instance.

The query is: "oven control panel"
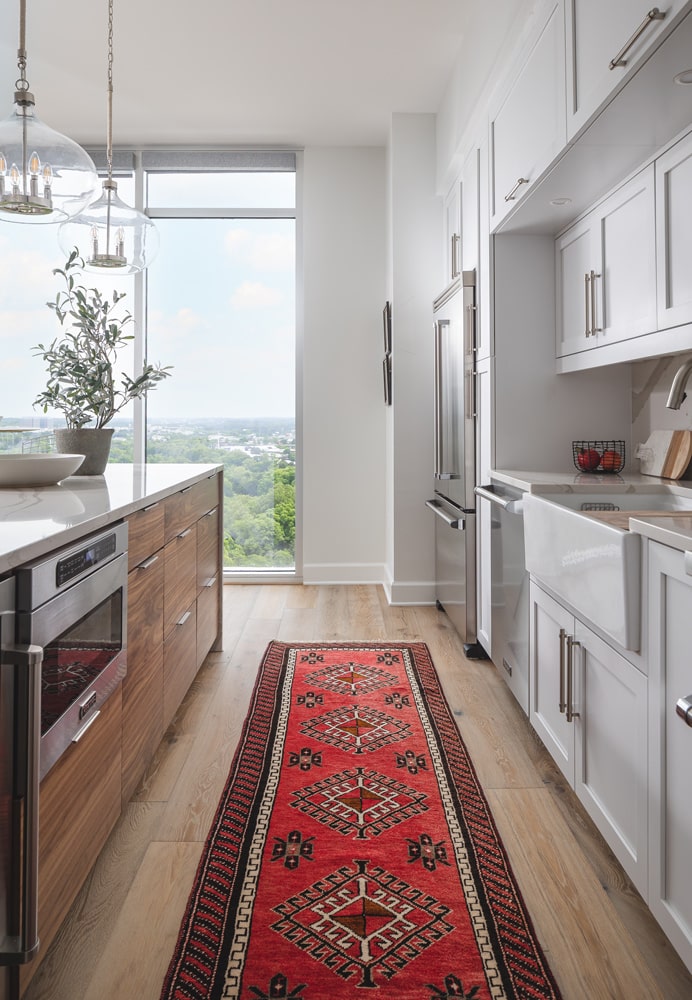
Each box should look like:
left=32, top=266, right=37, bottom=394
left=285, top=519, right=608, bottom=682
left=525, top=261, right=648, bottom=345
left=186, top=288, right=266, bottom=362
left=56, top=533, right=117, bottom=588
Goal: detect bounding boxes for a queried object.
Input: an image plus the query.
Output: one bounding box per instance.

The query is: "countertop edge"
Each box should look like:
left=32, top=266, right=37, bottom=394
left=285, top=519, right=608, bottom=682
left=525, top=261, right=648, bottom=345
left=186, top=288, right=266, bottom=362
left=0, top=463, right=222, bottom=574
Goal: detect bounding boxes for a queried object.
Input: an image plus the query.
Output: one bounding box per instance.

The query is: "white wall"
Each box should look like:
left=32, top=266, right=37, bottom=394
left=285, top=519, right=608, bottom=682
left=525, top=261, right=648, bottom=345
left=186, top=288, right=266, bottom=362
left=301, top=147, right=387, bottom=583
left=386, top=114, right=442, bottom=604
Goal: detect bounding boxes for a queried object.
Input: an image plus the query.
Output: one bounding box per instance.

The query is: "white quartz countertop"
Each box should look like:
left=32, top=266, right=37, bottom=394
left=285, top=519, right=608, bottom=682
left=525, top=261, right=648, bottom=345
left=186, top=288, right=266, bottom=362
left=492, top=468, right=692, bottom=552
left=0, top=463, right=222, bottom=573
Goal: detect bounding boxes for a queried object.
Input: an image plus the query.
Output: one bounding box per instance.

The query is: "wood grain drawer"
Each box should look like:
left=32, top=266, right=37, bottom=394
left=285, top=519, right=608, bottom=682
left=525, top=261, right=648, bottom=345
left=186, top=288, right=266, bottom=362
left=164, top=475, right=219, bottom=543
left=126, top=501, right=164, bottom=571
left=123, top=553, right=165, bottom=803
left=21, top=688, right=122, bottom=994
left=163, top=525, right=197, bottom=635
left=197, top=573, right=220, bottom=668
left=197, top=507, right=219, bottom=591
left=163, top=600, right=197, bottom=726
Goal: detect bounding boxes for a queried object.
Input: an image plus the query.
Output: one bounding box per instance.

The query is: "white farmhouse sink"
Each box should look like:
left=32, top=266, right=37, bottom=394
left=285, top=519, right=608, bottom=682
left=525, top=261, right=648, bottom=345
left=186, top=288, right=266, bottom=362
left=523, top=486, right=692, bottom=651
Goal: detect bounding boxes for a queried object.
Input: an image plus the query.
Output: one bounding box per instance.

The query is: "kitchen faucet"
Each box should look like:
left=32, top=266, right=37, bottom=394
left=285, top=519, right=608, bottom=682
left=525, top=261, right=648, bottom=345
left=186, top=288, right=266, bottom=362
left=666, top=357, right=692, bottom=409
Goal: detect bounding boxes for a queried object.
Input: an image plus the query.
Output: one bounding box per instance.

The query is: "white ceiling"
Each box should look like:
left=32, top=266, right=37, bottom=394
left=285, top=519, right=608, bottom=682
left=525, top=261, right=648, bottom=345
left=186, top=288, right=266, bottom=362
left=0, top=0, right=518, bottom=148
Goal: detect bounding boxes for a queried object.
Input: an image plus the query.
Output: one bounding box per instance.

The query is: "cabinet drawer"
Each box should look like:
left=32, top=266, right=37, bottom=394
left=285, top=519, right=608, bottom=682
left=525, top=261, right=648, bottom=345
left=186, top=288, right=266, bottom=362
left=126, top=502, right=165, bottom=571
left=21, top=689, right=122, bottom=994
left=164, top=525, right=197, bottom=635
left=123, top=554, right=165, bottom=803
left=163, top=601, right=197, bottom=726
left=164, top=475, right=219, bottom=543
left=197, top=573, right=220, bottom=668
left=197, top=507, right=219, bottom=591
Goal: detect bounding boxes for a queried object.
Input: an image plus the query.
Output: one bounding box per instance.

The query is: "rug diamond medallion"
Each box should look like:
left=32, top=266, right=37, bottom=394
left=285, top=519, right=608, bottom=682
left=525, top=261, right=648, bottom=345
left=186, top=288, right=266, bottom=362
left=160, top=642, right=562, bottom=1000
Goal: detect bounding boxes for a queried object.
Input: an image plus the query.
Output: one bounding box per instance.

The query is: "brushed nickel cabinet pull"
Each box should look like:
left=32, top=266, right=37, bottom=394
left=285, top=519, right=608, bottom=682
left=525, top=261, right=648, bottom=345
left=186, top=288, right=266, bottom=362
left=609, top=8, right=665, bottom=70
left=559, top=628, right=567, bottom=713
left=584, top=272, right=591, bottom=337
left=504, top=177, right=529, bottom=202
left=138, top=554, right=159, bottom=570
left=590, top=271, right=601, bottom=334
left=566, top=636, right=581, bottom=723
left=177, top=527, right=193, bottom=540
left=177, top=610, right=192, bottom=627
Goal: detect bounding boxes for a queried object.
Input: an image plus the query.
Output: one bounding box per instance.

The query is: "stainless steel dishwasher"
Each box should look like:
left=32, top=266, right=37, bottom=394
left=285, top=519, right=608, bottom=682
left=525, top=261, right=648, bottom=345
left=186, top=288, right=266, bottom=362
left=474, top=483, right=529, bottom=712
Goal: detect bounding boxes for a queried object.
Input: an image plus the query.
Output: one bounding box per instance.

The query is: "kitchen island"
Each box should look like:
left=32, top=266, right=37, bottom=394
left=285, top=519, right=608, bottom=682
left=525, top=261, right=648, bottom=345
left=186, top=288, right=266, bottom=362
left=0, top=462, right=224, bottom=997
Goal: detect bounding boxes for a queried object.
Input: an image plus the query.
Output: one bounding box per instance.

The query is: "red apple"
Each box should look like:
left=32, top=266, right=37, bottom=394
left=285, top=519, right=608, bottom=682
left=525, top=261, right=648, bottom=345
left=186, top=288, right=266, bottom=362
left=577, top=447, right=601, bottom=471
left=601, top=449, right=623, bottom=472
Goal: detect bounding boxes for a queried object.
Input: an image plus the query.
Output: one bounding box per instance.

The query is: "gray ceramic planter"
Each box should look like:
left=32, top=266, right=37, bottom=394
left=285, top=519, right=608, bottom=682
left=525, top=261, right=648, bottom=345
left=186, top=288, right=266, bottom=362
left=54, top=427, right=114, bottom=476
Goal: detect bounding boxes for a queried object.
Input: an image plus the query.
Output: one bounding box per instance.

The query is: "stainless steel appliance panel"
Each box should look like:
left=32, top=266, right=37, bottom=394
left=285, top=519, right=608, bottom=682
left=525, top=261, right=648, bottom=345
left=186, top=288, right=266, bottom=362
left=0, top=576, right=42, bottom=992
left=426, top=495, right=476, bottom=643
left=433, top=272, right=476, bottom=511
left=475, top=483, right=529, bottom=711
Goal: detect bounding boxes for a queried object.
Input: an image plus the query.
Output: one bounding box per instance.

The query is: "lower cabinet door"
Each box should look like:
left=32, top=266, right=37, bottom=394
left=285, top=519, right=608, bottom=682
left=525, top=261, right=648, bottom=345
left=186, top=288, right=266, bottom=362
left=574, top=621, right=648, bottom=893
left=648, top=541, right=692, bottom=973
left=529, top=582, right=575, bottom=783
left=21, top=689, right=122, bottom=994
left=163, top=601, right=198, bottom=727
left=197, top=574, right=219, bottom=669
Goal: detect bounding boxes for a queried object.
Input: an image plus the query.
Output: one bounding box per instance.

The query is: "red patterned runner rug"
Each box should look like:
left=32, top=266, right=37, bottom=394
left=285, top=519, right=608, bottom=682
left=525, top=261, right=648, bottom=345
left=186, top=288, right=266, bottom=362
left=160, top=642, right=562, bottom=1000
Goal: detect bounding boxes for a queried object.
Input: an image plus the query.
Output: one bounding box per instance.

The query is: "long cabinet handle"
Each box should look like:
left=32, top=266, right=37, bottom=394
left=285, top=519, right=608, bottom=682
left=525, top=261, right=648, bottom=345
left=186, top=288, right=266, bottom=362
left=590, top=270, right=601, bottom=334
left=559, top=628, right=567, bottom=713
left=566, top=636, right=581, bottom=723
left=676, top=696, right=692, bottom=727
left=609, top=7, right=665, bottom=70
left=584, top=272, right=591, bottom=337
left=451, top=233, right=461, bottom=279
left=504, top=177, right=529, bottom=202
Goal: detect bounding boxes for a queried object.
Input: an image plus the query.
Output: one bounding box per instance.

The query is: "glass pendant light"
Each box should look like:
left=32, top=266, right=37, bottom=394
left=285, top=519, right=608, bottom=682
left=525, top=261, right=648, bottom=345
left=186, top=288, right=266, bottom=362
left=0, top=0, right=99, bottom=223
left=58, top=0, right=159, bottom=273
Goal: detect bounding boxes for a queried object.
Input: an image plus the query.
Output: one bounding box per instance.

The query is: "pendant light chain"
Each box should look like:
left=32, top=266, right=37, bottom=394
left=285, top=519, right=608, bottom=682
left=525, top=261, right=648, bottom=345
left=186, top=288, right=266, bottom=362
left=106, top=0, right=114, bottom=181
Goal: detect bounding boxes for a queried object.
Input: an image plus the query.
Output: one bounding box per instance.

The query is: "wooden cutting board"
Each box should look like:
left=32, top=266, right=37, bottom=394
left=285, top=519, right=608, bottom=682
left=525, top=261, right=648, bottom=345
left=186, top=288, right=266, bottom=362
left=635, top=430, right=692, bottom=479
left=583, top=509, right=692, bottom=530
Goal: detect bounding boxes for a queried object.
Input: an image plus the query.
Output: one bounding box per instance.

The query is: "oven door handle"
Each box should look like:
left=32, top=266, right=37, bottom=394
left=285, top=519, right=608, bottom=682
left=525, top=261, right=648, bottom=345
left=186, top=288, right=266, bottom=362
left=0, top=642, right=43, bottom=965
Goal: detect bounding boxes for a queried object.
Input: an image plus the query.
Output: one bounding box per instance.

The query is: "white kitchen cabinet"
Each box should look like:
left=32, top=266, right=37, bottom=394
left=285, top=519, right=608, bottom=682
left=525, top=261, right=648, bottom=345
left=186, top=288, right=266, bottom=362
left=443, top=173, right=462, bottom=286
left=655, top=130, right=692, bottom=331
left=489, top=0, right=566, bottom=231
left=530, top=581, right=648, bottom=891
left=556, top=164, right=656, bottom=357
left=566, top=0, right=686, bottom=140
left=648, top=540, right=692, bottom=974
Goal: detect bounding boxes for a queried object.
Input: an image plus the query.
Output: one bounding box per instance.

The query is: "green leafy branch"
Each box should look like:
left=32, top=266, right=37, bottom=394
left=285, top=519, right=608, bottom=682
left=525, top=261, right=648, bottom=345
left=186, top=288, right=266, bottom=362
left=33, top=250, right=172, bottom=429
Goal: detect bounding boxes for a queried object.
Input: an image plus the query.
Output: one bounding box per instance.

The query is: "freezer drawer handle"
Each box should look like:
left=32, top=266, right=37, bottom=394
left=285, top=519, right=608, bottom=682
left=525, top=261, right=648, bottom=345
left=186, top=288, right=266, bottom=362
left=0, top=642, right=43, bottom=964
left=474, top=485, right=524, bottom=514
left=676, top=696, right=692, bottom=727
left=683, top=550, right=692, bottom=577
left=425, top=499, right=464, bottom=529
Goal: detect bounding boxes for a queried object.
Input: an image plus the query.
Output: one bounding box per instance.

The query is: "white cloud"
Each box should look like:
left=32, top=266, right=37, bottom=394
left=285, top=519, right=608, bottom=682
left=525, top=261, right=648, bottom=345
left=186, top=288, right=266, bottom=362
left=230, top=281, right=283, bottom=310
left=224, top=228, right=294, bottom=272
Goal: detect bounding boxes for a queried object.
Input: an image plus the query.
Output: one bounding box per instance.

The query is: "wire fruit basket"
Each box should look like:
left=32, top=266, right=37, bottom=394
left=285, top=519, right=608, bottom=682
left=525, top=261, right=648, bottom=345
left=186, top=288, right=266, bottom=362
left=572, top=440, right=625, bottom=473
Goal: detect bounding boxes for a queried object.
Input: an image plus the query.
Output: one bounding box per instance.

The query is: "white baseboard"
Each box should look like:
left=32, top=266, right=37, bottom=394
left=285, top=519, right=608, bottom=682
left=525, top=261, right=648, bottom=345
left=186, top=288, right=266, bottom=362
left=302, top=563, right=435, bottom=607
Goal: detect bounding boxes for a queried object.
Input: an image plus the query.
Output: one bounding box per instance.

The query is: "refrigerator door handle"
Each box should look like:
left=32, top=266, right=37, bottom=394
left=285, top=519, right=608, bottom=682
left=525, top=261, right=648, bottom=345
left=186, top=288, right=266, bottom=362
left=1, top=642, right=43, bottom=965
left=433, top=321, right=442, bottom=478
left=425, top=499, right=465, bottom=530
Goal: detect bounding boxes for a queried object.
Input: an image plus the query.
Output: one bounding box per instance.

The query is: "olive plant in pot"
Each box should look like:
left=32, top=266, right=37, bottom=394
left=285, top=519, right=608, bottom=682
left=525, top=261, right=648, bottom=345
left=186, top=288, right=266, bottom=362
left=32, top=250, right=172, bottom=474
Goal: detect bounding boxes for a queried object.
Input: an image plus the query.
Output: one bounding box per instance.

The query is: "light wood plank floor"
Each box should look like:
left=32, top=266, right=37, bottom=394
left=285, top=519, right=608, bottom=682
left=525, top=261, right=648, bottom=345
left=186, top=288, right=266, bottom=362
left=24, top=584, right=692, bottom=1000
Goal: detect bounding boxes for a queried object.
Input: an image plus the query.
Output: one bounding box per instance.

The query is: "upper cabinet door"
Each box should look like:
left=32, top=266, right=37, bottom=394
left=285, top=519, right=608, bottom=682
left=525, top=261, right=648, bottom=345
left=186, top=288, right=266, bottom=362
left=566, top=0, right=687, bottom=140
left=443, top=174, right=462, bottom=287
left=656, top=130, right=692, bottom=330
left=489, top=0, right=566, bottom=231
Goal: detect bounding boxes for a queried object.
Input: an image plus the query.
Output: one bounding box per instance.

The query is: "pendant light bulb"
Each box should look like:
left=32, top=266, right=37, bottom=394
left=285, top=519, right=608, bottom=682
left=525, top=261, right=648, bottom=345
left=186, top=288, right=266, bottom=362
left=0, top=0, right=99, bottom=223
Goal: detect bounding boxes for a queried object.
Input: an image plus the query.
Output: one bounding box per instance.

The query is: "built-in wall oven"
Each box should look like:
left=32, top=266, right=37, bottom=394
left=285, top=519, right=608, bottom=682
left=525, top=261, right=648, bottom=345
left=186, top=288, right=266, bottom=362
left=16, top=522, right=128, bottom=781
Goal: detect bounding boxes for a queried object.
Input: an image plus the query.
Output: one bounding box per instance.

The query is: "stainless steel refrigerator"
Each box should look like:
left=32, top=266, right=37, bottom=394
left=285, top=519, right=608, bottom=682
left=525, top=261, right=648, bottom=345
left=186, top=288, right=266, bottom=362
left=426, top=270, right=486, bottom=658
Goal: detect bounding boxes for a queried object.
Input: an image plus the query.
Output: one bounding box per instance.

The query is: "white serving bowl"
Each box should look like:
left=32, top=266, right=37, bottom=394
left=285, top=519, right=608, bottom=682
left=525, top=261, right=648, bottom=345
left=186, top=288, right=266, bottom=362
left=0, top=453, right=86, bottom=487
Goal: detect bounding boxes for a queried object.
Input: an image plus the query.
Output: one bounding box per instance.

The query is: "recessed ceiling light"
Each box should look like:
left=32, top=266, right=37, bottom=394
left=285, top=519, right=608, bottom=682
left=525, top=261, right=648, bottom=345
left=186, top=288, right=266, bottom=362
left=674, top=69, right=692, bottom=85
left=550, top=197, right=572, bottom=206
